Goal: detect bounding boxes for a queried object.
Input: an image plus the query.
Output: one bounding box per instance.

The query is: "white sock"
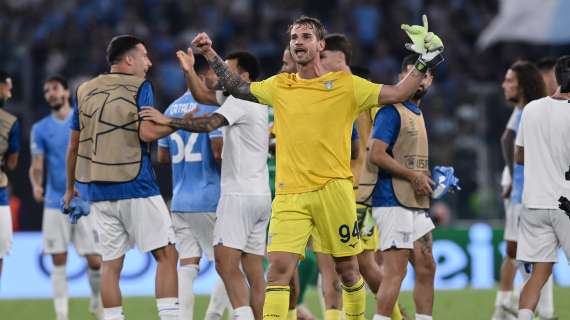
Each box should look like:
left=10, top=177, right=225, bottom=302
left=179, top=264, right=199, bottom=319
left=495, top=290, right=512, bottom=307
left=88, top=267, right=102, bottom=312
left=103, top=306, right=125, bottom=320
left=52, top=265, right=68, bottom=319
left=232, top=306, right=255, bottom=320
left=205, top=277, right=231, bottom=320
left=372, top=315, right=391, bottom=320
left=88, top=267, right=102, bottom=298
left=416, top=314, right=432, bottom=320
left=518, top=308, right=534, bottom=320
left=157, top=297, right=179, bottom=320
left=536, top=275, right=554, bottom=318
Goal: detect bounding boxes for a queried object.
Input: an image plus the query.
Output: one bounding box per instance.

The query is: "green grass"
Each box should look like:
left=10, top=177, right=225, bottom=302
left=1, top=287, right=569, bottom=319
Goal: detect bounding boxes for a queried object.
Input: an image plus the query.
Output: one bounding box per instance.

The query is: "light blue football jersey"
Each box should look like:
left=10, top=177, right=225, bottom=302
left=158, top=91, right=222, bottom=212
left=31, top=113, right=72, bottom=209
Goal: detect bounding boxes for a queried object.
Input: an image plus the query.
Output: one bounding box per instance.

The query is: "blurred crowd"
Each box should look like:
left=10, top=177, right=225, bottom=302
left=1, top=0, right=569, bottom=229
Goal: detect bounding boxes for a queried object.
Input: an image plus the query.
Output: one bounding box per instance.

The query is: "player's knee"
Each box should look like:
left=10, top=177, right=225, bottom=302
left=267, top=262, right=296, bottom=285
left=102, top=261, right=122, bottom=278
left=385, top=261, right=407, bottom=282
left=51, top=253, right=67, bottom=266
left=506, top=241, right=517, bottom=259
left=86, top=254, right=101, bottom=269
left=334, top=260, right=360, bottom=285
left=416, top=256, right=436, bottom=281
left=153, top=244, right=179, bottom=264
left=214, top=258, right=232, bottom=277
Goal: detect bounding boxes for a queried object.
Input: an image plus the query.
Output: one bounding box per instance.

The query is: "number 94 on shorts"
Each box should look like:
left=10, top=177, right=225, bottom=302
left=268, top=179, right=363, bottom=258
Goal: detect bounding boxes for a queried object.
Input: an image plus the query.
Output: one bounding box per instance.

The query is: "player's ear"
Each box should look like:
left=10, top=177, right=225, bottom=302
left=124, top=53, right=134, bottom=66
left=317, top=39, right=325, bottom=52
left=240, top=72, right=250, bottom=82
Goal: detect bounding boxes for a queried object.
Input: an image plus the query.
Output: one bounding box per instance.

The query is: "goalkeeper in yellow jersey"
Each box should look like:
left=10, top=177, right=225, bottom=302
left=191, top=14, right=443, bottom=320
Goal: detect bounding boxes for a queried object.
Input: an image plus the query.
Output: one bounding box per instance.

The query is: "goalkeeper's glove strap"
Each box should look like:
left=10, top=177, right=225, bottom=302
left=415, top=54, right=445, bottom=73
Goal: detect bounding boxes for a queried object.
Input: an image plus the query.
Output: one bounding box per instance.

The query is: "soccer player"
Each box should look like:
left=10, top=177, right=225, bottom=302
left=495, top=61, right=548, bottom=320
left=320, top=33, right=404, bottom=320
left=63, top=35, right=179, bottom=320
left=367, top=54, right=437, bottom=320
left=141, top=50, right=271, bottom=320
left=190, top=15, right=444, bottom=320
left=30, top=76, right=102, bottom=320
left=537, top=57, right=558, bottom=96
left=514, top=55, right=570, bottom=320
left=0, top=71, right=19, bottom=284
left=157, top=54, right=226, bottom=319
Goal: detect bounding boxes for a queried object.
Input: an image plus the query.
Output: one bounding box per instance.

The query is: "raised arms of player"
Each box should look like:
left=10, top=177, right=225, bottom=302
left=176, top=48, right=219, bottom=105
left=369, top=139, right=434, bottom=196
left=191, top=33, right=259, bottom=103
left=29, top=154, right=44, bottom=202
left=380, top=15, right=444, bottom=105
left=378, top=68, right=425, bottom=105
left=139, top=107, right=228, bottom=133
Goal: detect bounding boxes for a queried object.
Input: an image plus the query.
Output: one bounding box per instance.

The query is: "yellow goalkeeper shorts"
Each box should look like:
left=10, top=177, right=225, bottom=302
left=268, top=179, right=363, bottom=258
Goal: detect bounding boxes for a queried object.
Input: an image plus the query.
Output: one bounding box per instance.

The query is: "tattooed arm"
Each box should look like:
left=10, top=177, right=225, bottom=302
left=206, top=55, right=258, bottom=102
left=192, top=32, right=259, bottom=103
left=139, top=108, right=228, bottom=133
left=168, top=113, right=229, bottom=132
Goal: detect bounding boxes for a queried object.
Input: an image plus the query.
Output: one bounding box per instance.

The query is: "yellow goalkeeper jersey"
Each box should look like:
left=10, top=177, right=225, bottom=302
left=251, top=71, right=382, bottom=194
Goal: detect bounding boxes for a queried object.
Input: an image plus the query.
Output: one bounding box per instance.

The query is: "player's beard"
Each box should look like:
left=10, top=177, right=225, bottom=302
left=412, top=88, right=427, bottom=100
left=0, top=98, right=5, bottom=109
left=50, top=103, right=63, bottom=111
left=507, top=96, right=520, bottom=104
left=49, top=97, right=66, bottom=111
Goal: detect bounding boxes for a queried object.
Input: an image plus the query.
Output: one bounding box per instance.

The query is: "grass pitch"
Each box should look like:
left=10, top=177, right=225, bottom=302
left=2, top=286, right=569, bottom=319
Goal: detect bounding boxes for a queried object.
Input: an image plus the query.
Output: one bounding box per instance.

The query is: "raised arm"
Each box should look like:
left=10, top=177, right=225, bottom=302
left=139, top=107, right=228, bottom=133
left=378, top=69, right=425, bottom=105
left=191, top=32, right=259, bottom=102
left=176, top=48, right=218, bottom=105
left=379, top=14, right=444, bottom=105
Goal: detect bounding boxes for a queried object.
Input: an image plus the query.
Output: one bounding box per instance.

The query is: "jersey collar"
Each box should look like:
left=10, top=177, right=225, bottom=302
left=403, top=101, right=421, bottom=115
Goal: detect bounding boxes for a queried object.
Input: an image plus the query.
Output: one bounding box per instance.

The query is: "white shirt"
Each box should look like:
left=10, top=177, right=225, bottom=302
left=215, top=95, right=270, bottom=195
left=515, top=97, right=570, bottom=209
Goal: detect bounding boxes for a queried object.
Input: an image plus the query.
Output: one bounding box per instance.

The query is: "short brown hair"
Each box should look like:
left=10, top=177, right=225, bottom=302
left=106, top=35, right=144, bottom=66
left=288, top=16, right=327, bottom=41
left=324, top=33, right=352, bottom=65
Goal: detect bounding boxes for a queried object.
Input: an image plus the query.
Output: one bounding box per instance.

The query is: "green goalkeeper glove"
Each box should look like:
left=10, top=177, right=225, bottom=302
left=401, top=14, right=444, bottom=71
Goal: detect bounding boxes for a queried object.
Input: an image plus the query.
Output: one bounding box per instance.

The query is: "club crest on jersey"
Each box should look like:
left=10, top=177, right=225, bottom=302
left=321, top=80, right=336, bottom=90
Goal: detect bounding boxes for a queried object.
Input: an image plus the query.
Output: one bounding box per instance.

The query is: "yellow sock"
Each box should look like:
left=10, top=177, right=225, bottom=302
left=325, top=309, right=342, bottom=320
left=391, top=302, right=402, bottom=320
left=263, top=285, right=290, bottom=319
left=287, top=308, right=297, bottom=320
left=342, top=277, right=366, bottom=320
